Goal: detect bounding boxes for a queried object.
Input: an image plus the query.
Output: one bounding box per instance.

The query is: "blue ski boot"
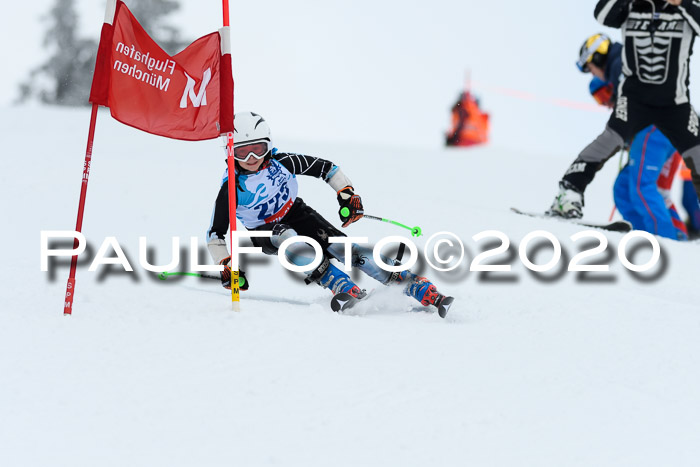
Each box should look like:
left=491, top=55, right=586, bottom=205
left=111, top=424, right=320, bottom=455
left=312, top=261, right=367, bottom=311
left=316, top=262, right=364, bottom=297
left=392, top=271, right=454, bottom=318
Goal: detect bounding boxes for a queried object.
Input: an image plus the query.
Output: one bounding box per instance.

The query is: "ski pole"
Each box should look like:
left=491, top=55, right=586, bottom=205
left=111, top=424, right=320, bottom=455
left=157, top=271, right=247, bottom=289
left=361, top=213, right=423, bottom=237
left=158, top=271, right=220, bottom=281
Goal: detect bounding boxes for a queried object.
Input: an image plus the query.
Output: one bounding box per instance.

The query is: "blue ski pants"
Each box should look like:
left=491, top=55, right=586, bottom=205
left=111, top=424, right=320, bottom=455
left=613, top=126, right=687, bottom=240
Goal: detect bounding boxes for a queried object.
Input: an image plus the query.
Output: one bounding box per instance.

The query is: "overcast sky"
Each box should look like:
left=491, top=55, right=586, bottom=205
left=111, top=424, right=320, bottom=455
left=4, top=1, right=697, bottom=155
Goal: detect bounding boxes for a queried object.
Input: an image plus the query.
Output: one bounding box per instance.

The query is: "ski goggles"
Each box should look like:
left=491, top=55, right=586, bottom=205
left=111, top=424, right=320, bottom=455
left=576, top=35, right=609, bottom=72
left=233, top=141, right=269, bottom=162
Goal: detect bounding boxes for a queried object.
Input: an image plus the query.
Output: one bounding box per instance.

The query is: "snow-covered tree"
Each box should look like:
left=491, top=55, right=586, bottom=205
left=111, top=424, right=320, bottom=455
left=18, top=0, right=188, bottom=107
left=17, top=0, right=97, bottom=106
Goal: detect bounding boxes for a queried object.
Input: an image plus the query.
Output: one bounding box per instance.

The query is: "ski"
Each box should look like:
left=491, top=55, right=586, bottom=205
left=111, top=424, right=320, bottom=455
left=437, top=296, right=455, bottom=319
left=330, top=291, right=366, bottom=312
left=510, top=207, right=632, bottom=233
left=330, top=290, right=454, bottom=318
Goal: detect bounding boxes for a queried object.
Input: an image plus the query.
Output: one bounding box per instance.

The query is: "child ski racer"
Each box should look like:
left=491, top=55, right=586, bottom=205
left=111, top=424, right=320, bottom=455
left=206, top=112, right=454, bottom=317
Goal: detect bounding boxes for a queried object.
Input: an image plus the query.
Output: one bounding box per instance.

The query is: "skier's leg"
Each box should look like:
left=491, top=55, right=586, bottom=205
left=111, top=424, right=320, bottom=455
left=325, top=242, right=450, bottom=309
left=614, top=165, right=646, bottom=230
left=279, top=199, right=452, bottom=310
left=251, top=222, right=363, bottom=297
left=393, top=270, right=450, bottom=308
left=325, top=242, right=392, bottom=283
left=624, top=127, right=683, bottom=239
left=657, top=151, right=682, bottom=200
left=561, top=125, right=626, bottom=193
left=310, top=258, right=365, bottom=297
left=550, top=90, right=652, bottom=217
left=682, top=179, right=700, bottom=231
left=562, top=97, right=650, bottom=191
left=658, top=151, right=689, bottom=239
left=654, top=104, right=700, bottom=203
left=642, top=129, right=685, bottom=239
left=263, top=199, right=367, bottom=296
left=680, top=147, right=700, bottom=204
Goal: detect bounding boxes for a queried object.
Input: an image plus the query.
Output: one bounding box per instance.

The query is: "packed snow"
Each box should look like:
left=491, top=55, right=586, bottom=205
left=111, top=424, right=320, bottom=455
left=3, top=106, right=700, bottom=467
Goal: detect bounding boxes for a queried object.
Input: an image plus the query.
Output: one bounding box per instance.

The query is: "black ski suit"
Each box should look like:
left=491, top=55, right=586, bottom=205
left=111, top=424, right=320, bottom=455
left=562, top=0, right=700, bottom=199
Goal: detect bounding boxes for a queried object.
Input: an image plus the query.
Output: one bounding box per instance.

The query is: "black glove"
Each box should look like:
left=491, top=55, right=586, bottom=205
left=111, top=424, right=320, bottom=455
left=337, top=186, right=364, bottom=227
left=220, top=256, right=249, bottom=291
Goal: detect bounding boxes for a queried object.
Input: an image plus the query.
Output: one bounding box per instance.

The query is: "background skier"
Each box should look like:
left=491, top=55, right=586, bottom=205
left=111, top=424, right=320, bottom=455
left=578, top=32, right=691, bottom=239
left=548, top=0, right=700, bottom=221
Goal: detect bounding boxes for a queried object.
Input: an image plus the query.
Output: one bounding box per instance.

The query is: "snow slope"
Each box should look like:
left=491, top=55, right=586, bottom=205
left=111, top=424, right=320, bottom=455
left=3, top=106, right=700, bottom=467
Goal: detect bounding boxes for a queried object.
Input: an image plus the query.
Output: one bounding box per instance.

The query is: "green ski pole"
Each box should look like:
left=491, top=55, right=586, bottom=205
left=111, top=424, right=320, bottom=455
left=359, top=213, right=423, bottom=237
left=158, top=271, right=247, bottom=289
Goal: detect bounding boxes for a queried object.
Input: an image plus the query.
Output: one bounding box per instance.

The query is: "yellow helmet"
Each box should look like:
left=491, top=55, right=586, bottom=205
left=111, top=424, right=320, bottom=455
left=577, top=33, right=611, bottom=72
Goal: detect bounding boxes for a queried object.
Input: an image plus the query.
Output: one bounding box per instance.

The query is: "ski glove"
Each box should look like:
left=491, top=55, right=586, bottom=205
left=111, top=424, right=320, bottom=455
left=337, top=186, right=364, bottom=227
left=219, top=256, right=249, bottom=291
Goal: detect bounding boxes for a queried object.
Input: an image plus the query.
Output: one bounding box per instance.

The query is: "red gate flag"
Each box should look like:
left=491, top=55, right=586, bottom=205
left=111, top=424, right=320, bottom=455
left=64, top=0, right=235, bottom=315
left=90, top=0, right=233, bottom=140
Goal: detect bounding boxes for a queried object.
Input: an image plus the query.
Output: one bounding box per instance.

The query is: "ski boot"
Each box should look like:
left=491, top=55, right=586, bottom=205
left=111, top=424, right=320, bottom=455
left=393, top=271, right=454, bottom=318
left=546, top=181, right=584, bottom=219
left=312, top=260, right=367, bottom=311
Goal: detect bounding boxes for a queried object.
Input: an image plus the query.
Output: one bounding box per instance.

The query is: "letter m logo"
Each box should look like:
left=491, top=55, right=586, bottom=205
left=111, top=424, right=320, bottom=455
left=180, top=68, right=212, bottom=108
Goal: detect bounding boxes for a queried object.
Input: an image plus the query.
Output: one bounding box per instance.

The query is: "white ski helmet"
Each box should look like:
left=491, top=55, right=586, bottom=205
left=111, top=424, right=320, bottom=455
left=233, top=111, right=272, bottom=150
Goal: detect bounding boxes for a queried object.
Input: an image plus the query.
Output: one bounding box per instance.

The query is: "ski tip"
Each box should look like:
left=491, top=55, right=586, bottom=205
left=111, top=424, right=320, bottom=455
left=511, top=207, right=550, bottom=218
left=606, top=220, right=633, bottom=232
left=331, top=290, right=371, bottom=313
left=330, top=292, right=355, bottom=312
left=438, top=296, right=455, bottom=318
left=513, top=207, right=634, bottom=232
